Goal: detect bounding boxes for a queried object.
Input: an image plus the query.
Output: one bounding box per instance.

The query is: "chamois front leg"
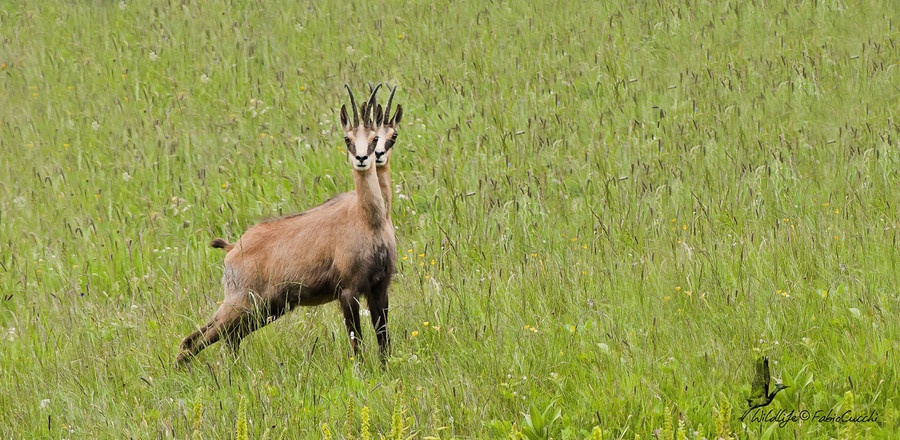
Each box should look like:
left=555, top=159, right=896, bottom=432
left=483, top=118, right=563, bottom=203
left=339, top=289, right=363, bottom=356
left=368, top=283, right=390, bottom=362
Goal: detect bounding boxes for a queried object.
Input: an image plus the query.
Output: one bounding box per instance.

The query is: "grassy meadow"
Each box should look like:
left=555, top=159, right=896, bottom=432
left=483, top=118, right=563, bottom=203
left=1, top=0, right=898, bottom=438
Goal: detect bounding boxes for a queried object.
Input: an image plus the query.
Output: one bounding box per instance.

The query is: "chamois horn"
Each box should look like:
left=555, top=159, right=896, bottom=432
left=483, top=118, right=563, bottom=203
left=364, top=83, right=382, bottom=126
left=384, top=85, right=398, bottom=123
left=345, top=84, right=359, bottom=126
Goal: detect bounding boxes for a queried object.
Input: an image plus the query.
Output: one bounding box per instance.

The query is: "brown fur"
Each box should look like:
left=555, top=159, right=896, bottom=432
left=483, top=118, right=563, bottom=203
left=176, top=87, right=396, bottom=366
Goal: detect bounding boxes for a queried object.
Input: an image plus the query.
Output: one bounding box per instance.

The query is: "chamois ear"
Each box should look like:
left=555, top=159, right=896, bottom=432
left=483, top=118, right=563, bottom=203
left=360, top=103, right=369, bottom=127
left=374, top=104, right=384, bottom=126
left=340, top=104, right=349, bottom=129
left=391, top=104, right=403, bottom=125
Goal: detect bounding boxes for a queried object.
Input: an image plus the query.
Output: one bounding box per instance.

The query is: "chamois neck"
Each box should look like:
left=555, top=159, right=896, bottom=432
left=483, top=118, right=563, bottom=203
left=377, top=162, right=392, bottom=220
left=353, top=167, right=386, bottom=228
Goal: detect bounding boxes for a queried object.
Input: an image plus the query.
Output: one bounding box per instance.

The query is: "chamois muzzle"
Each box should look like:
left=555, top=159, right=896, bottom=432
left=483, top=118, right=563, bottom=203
left=353, top=154, right=373, bottom=171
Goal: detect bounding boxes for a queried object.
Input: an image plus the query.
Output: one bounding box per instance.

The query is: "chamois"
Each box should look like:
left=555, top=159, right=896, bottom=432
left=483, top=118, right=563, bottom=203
left=207, top=86, right=402, bottom=361
left=175, top=85, right=395, bottom=365
left=371, top=85, right=403, bottom=218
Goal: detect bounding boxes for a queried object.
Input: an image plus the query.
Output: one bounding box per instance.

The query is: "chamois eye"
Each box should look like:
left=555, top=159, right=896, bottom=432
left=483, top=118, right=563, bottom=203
left=344, top=136, right=351, bottom=145
left=385, top=133, right=397, bottom=149
left=370, top=136, right=379, bottom=145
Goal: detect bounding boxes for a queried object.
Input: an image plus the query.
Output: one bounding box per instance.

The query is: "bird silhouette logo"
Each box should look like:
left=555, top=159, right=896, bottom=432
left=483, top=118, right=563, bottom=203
left=740, top=356, right=789, bottom=420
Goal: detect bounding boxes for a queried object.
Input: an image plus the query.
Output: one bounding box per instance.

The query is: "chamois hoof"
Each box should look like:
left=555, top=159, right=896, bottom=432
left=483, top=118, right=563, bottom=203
left=174, top=352, right=193, bottom=369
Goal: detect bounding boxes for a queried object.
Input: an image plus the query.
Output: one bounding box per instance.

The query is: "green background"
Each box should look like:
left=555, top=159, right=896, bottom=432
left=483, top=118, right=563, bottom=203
left=0, top=1, right=897, bottom=438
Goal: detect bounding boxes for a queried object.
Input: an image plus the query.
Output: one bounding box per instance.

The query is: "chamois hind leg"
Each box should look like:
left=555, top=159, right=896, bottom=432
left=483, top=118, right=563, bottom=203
left=175, top=302, right=250, bottom=365
left=222, top=300, right=270, bottom=358
left=339, top=289, right=363, bottom=356
left=368, top=283, right=390, bottom=362
left=178, top=321, right=213, bottom=357
left=220, top=291, right=266, bottom=355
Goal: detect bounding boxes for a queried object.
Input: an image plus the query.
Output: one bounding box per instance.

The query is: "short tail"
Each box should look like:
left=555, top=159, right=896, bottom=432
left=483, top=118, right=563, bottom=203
left=210, top=238, right=234, bottom=252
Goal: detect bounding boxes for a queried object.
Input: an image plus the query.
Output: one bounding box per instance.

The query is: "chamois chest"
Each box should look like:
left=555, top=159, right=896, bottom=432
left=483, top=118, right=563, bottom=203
left=335, top=229, right=395, bottom=290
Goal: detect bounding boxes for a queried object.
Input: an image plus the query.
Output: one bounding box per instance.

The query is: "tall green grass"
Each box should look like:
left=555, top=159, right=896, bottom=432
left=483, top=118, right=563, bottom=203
left=1, top=0, right=897, bottom=437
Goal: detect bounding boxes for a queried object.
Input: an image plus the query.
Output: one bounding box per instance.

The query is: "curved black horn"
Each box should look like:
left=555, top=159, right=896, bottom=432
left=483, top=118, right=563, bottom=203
left=384, top=85, right=398, bottom=123
left=345, top=84, right=359, bottom=126
left=365, top=83, right=382, bottom=125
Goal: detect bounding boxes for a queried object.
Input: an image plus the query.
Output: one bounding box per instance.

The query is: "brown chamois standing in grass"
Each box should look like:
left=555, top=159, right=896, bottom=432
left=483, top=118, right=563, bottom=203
left=175, top=85, right=395, bottom=365
left=203, top=86, right=403, bottom=361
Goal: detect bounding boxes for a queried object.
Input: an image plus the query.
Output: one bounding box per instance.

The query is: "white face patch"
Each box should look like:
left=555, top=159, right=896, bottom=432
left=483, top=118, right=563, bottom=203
left=373, top=126, right=395, bottom=167
left=346, top=126, right=376, bottom=171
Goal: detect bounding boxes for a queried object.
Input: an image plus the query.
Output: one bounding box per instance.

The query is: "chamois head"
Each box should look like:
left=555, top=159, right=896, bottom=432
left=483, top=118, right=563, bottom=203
left=372, top=85, right=403, bottom=167
left=340, top=84, right=381, bottom=171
